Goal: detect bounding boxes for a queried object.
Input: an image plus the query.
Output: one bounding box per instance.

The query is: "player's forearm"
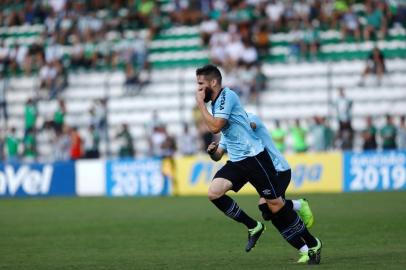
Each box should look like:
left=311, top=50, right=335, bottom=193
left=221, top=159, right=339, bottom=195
left=197, top=102, right=223, bottom=134
left=209, top=150, right=223, bottom=162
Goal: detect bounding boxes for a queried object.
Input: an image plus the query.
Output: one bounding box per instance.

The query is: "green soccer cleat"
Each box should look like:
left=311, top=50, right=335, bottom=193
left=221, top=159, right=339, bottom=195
left=297, top=251, right=310, bottom=264
left=245, top=222, right=265, bottom=252
left=308, top=238, right=322, bottom=265
left=298, top=198, right=314, bottom=228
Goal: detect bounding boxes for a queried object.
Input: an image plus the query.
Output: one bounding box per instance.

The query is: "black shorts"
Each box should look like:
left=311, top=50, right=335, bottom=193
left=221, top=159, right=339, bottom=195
left=213, top=150, right=291, bottom=199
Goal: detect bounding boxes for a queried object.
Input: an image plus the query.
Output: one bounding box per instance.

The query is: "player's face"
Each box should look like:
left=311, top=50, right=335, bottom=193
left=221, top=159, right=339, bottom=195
left=196, top=75, right=213, bottom=103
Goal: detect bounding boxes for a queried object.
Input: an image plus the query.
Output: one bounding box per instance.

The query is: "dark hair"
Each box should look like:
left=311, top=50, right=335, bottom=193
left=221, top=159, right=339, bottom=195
left=196, top=64, right=222, bottom=84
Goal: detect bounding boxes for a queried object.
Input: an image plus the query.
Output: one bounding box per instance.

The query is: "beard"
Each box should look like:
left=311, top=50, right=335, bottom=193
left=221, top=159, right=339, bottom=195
left=204, top=87, right=212, bottom=103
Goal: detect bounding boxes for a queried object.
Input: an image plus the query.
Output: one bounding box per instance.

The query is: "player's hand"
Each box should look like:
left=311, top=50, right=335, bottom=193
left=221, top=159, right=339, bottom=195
left=250, top=122, right=257, bottom=130
left=195, top=88, right=206, bottom=104
left=207, top=142, right=218, bottom=155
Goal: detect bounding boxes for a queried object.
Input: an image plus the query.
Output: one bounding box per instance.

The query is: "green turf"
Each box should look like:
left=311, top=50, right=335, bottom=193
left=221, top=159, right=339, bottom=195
left=1, top=192, right=406, bottom=269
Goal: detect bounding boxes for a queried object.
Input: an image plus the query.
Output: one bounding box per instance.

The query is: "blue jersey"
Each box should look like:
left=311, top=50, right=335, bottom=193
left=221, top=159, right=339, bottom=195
left=220, top=113, right=290, bottom=171
left=212, top=88, right=264, bottom=162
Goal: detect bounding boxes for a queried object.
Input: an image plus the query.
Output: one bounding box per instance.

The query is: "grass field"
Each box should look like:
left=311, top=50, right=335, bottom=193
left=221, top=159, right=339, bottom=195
left=1, top=192, right=406, bottom=270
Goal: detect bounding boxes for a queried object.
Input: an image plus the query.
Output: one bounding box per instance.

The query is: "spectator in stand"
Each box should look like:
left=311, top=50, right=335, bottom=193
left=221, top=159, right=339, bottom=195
left=71, top=35, right=88, bottom=69
left=161, top=127, right=176, bottom=159
left=311, top=116, right=333, bottom=152
left=170, top=0, right=202, bottom=26
left=54, top=125, right=71, bottom=161
left=334, top=87, right=353, bottom=150
left=49, top=60, right=68, bottom=99
left=145, top=110, right=163, bottom=137
left=124, top=63, right=150, bottom=96
left=240, top=39, right=258, bottom=65
left=5, top=127, right=19, bottom=163
left=43, top=99, right=65, bottom=132
left=124, top=64, right=141, bottom=95
left=362, top=116, right=377, bottom=150
left=364, top=1, right=387, bottom=40
left=225, top=30, right=244, bottom=69
left=266, top=0, right=284, bottom=32
left=53, top=99, right=66, bottom=133
left=70, top=127, right=83, bottom=160
left=24, top=98, right=37, bottom=137
left=359, top=46, right=386, bottom=86
left=38, top=61, right=53, bottom=84
left=149, top=124, right=167, bottom=158
left=252, top=21, right=269, bottom=58
left=0, top=41, right=10, bottom=71
left=116, top=124, right=135, bottom=158
left=3, top=43, right=28, bottom=74
left=301, top=20, right=320, bottom=60
left=331, top=0, right=348, bottom=29
left=288, top=23, right=303, bottom=61
left=161, top=125, right=177, bottom=191
left=84, top=124, right=100, bottom=159
left=178, top=123, right=198, bottom=156
left=340, top=6, right=360, bottom=41
left=271, top=120, right=286, bottom=153
left=200, top=15, right=219, bottom=46
left=15, top=43, right=29, bottom=74
left=398, top=116, right=406, bottom=150
left=147, top=5, right=166, bottom=40
left=290, top=119, right=308, bottom=153
left=23, top=128, right=37, bottom=162
left=0, top=72, right=9, bottom=126
left=135, top=0, right=155, bottom=29
left=0, top=133, right=3, bottom=161
left=39, top=61, right=57, bottom=93
left=93, top=98, right=108, bottom=141
left=25, top=40, right=45, bottom=75
left=380, top=115, right=397, bottom=150
left=294, top=0, right=310, bottom=21
left=209, top=36, right=227, bottom=66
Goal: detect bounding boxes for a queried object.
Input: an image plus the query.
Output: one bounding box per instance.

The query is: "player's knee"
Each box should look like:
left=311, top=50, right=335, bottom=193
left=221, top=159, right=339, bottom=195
left=208, top=178, right=231, bottom=201
left=266, top=197, right=284, bottom=214
left=207, top=187, right=224, bottom=201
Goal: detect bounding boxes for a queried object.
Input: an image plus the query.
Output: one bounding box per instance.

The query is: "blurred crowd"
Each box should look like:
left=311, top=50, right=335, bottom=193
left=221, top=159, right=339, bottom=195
left=2, top=89, right=406, bottom=163
left=198, top=0, right=405, bottom=101
left=0, top=0, right=405, bottom=162
left=0, top=0, right=155, bottom=99
left=0, top=0, right=404, bottom=100
left=201, top=0, right=406, bottom=62
left=192, top=88, right=406, bottom=156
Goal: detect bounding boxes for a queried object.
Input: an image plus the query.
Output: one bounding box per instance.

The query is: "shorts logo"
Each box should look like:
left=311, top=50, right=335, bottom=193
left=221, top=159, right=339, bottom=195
left=262, top=189, right=272, bottom=195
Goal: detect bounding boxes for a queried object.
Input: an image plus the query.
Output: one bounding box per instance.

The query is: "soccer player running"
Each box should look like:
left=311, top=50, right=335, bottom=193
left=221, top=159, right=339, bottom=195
left=195, top=65, right=322, bottom=264
left=208, top=112, right=316, bottom=263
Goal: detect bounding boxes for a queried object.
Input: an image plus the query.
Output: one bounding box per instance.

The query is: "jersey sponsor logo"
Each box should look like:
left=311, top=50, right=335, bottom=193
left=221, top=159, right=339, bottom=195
left=0, top=165, right=53, bottom=196
left=219, top=91, right=226, bottom=110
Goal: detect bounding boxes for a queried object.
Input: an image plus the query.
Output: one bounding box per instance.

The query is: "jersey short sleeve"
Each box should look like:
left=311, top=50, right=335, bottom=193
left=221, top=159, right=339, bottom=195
left=219, top=134, right=227, bottom=151
left=212, top=89, right=236, bottom=120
